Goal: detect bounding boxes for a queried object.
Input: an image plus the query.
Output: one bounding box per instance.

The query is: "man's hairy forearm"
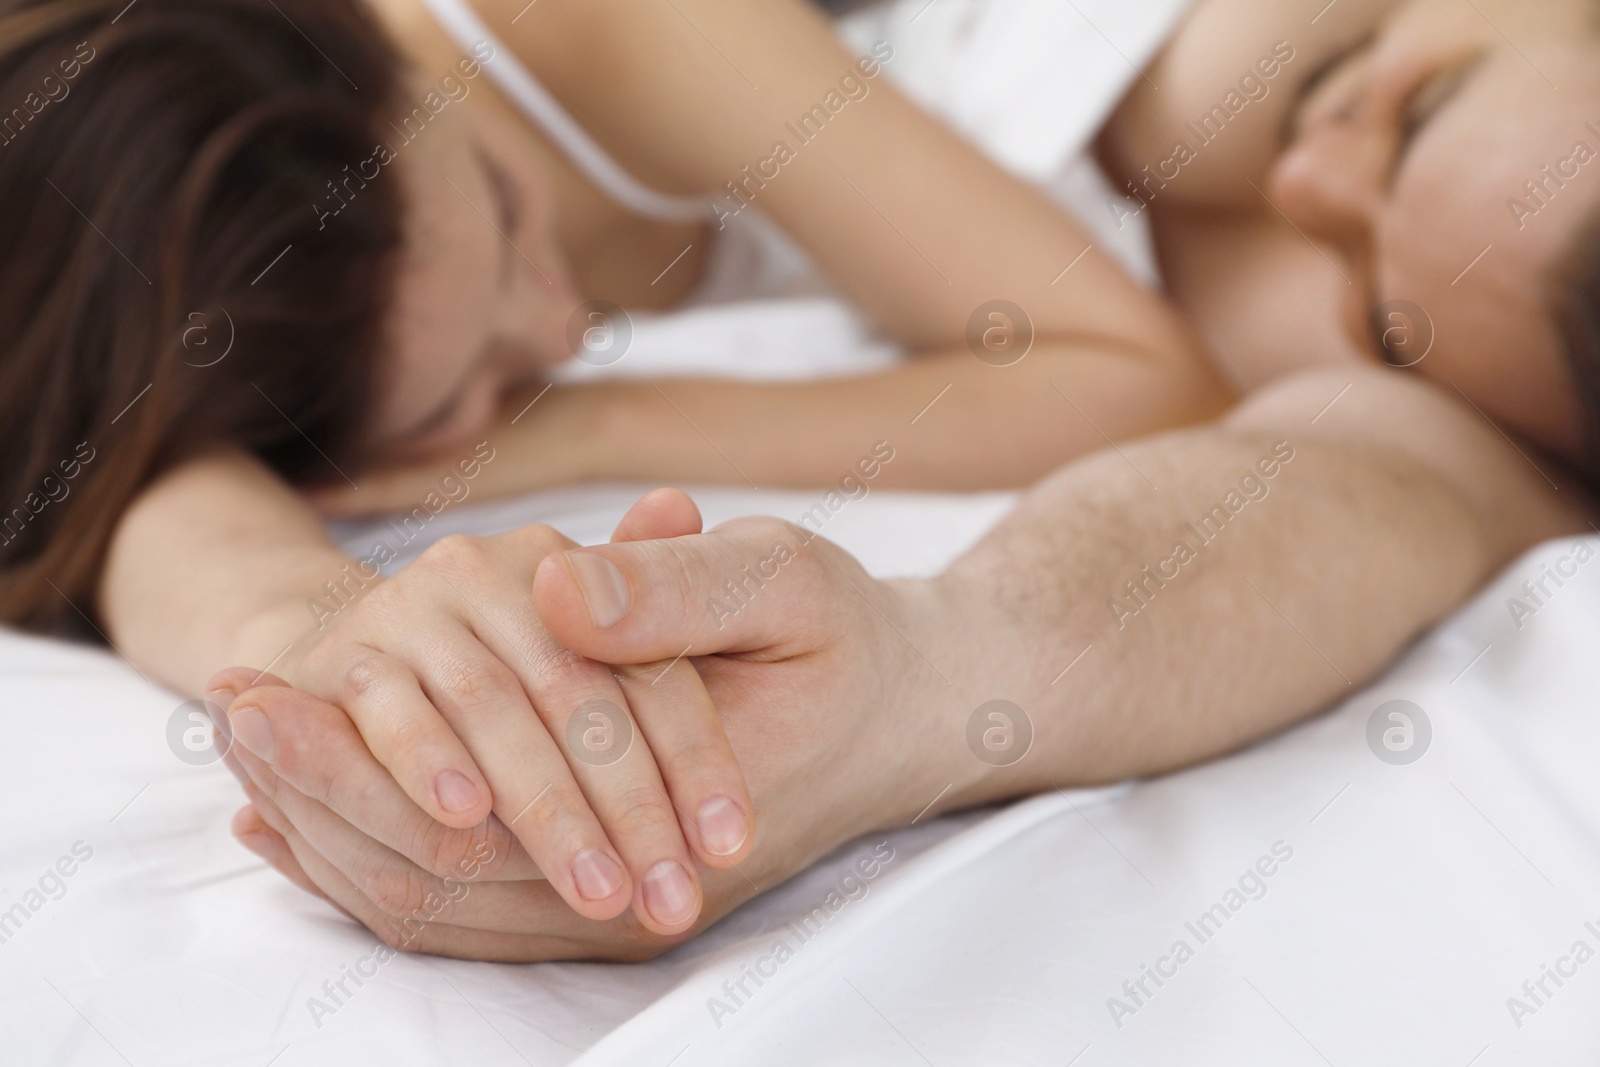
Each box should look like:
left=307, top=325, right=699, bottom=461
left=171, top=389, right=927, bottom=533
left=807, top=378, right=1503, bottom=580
left=927, top=367, right=1586, bottom=804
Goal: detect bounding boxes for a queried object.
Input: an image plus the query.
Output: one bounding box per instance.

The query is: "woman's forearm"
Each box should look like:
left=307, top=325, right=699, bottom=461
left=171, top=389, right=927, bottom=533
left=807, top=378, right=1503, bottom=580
left=100, top=450, right=361, bottom=696
left=578, top=343, right=1230, bottom=492
left=330, top=342, right=1230, bottom=516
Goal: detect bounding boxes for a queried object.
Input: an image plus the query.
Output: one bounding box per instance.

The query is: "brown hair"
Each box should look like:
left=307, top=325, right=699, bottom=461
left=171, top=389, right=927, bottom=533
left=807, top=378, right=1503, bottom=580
left=1555, top=207, right=1600, bottom=499
left=0, top=0, right=406, bottom=635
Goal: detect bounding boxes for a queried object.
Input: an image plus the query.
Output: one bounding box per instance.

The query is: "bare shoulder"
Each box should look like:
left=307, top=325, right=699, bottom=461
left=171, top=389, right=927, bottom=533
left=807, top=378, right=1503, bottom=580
left=456, top=0, right=830, bottom=190
left=469, top=0, right=783, bottom=86
left=1225, top=365, right=1595, bottom=557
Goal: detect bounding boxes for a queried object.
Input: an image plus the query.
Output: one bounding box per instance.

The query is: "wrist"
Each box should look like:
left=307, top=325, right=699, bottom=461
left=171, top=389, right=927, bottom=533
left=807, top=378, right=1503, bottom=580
left=872, top=575, right=1005, bottom=827
left=891, top=560, right=1100, bottom=820
left=525, top=382, right=641, bottom=486
left=224, top=596, right=316, bottom=678
left=223, top=559, right=380, bottom=683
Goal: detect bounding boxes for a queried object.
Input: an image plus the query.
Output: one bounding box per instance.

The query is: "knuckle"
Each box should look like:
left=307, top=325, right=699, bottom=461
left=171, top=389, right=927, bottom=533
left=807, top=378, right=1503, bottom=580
left=428, top=532, right=482, bottom=563
left=360, top=863, right=432, bottom=920
left=378, top=712, right=432, bottom=761
left=341, top=654, right=401, bottom=703
left=609, top=785, right=675, bottom=839
left=502, top=523, right=570, bottom=555
left=435, top=663, right=480, bottom=706
left=413, top=823, right=485, bottom=882
left=670, top=738, right=735, bottom=781
left=656, top=539, right=716, bottom=616
left=287, top=748, right=339, bottom=809
left=432, top=656, right=519, bottom=712
left=770, top=520, right=823, bottom=575
left=478, top=827, right=519, bottom=877
left=419, top=533, right=490, bottom=576
left=723, top=513, right=802, bottom=548
left=416, top=832, right=468, bottom=882
left=269, top=725, right=335, bottom=796
left=753, top=515, right=803, bottom=543
left=515, top=782, right=586, bottom=839
left=447, top=819, right=515, bottom=879
left=324, top=771, right=394, bottom=839
left=524, top=641, right=594, bottom=689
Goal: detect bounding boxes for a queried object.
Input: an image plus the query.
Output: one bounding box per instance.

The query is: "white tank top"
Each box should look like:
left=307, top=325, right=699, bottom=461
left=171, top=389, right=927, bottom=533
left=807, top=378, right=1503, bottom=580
left=419, top=0, right=710, bottom=223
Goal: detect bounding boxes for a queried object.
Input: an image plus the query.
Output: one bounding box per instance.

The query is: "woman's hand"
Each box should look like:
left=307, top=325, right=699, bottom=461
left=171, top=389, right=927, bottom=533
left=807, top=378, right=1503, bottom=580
left=220, top=515, right=968, bottom=960
left=210, top=489, right=755, bottom=936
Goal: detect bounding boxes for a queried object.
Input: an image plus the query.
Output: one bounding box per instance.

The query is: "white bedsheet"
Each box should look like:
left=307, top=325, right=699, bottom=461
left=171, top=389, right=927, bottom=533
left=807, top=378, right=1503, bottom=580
left=4, top=513, right=1600, bottom=1065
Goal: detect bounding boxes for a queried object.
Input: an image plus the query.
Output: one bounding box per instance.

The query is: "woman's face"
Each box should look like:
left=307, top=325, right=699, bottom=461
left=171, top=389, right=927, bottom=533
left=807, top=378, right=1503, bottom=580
left=1271, top=0, right=1600, bottom=460
left=368, top=95, right=581, bottom=461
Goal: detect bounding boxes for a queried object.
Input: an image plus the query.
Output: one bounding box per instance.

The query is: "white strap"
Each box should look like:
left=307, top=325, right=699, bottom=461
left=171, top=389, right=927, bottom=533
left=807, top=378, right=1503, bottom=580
left=419, top=0, right=709, bottom=223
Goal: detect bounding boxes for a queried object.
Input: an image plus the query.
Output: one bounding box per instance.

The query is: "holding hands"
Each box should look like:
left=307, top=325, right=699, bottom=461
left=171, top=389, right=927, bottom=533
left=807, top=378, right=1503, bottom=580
left=210, top=490, right=966, bottom=960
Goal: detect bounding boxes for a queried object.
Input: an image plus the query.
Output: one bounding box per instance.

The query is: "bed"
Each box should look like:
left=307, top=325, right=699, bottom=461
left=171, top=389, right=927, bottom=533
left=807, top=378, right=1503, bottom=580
left=5, top=0, right=1597, bottom=1062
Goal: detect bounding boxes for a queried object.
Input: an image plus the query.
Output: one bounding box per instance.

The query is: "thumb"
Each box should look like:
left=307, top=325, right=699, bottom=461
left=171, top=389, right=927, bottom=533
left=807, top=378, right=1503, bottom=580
left=533, top=516, right=830, bottom=664
left=610, top=487, right=703, bottom=543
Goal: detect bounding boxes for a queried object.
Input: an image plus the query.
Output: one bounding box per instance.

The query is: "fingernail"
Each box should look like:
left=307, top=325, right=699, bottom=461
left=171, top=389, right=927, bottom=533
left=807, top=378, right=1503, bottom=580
left=572, top=848, right=625, bottom=901
left=228, top=706, right=276, bottom=764
left=434, top=770, right=481, bottom=814
left=696, top=796, right=749, bottom=856
left=642, top=860, right=697, bottom=927
left=565, top=552, right=629, bottom=628
left=204, top=691, right=235, bottom=751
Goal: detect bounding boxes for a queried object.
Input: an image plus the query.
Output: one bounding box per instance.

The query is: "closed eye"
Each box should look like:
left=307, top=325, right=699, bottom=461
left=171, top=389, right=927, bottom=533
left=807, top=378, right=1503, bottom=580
left=1389, top=55, right=1485, bottom=185
left=476, top=147, right=524, bottom=284
left=1282, top=34, right=1376, bottom=144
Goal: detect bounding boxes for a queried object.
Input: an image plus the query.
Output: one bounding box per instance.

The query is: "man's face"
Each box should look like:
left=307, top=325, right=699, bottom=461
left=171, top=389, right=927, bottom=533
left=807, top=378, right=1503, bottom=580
left=1272, top=0, right=1600, bottom=461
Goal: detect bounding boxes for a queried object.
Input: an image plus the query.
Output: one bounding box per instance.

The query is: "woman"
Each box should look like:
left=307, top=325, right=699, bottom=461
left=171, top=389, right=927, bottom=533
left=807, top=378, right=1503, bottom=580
left=3, top=0, right=1598, bottom=938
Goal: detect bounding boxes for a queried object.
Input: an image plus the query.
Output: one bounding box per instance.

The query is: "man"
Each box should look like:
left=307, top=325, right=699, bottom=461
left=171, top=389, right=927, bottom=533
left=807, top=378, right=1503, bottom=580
left=209, top=362, right=1589, bottom=959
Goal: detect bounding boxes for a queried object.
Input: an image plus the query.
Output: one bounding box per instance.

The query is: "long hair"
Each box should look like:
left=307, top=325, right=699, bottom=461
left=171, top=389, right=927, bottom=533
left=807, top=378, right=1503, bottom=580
left=0, top=0, right=407, bottom=634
